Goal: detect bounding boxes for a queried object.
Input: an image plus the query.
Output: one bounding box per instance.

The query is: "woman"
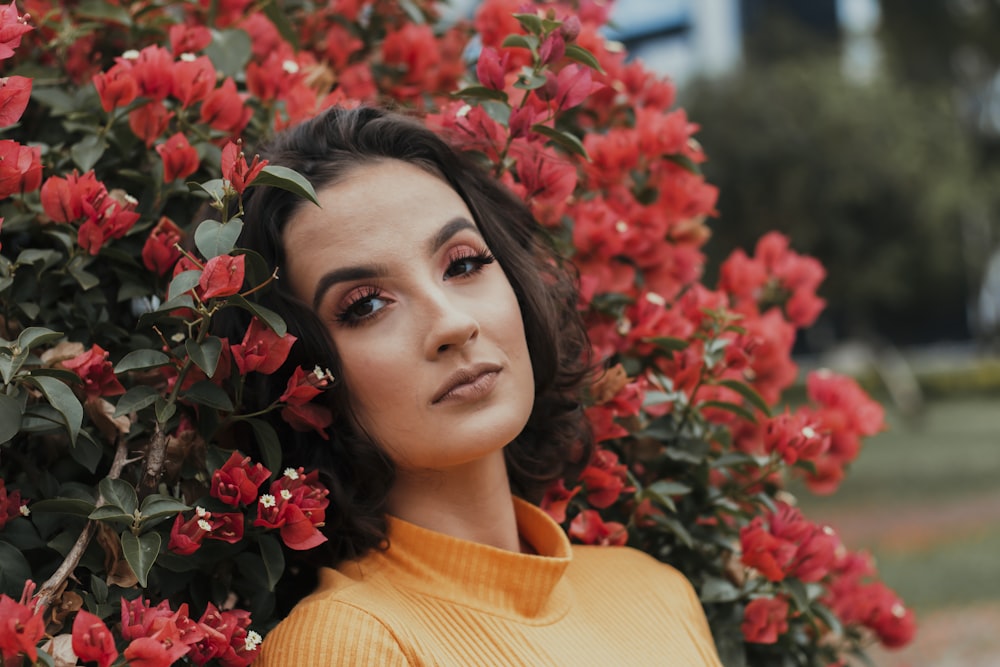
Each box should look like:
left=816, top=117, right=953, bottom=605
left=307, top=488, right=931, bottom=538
left=235, top=106, right=722, bottom=666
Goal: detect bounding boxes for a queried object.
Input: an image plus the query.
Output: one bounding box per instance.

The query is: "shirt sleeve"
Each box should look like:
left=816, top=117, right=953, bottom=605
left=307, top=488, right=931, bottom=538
left=253, top=599, right=411, bottom=667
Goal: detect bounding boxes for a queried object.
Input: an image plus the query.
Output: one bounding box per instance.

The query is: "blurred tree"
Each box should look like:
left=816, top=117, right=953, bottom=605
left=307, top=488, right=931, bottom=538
left=686, top=54, right=979, bottom=345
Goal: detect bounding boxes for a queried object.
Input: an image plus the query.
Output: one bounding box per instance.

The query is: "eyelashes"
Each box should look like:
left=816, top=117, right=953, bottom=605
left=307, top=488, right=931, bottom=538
left=333, top=245, right=496, bottom=327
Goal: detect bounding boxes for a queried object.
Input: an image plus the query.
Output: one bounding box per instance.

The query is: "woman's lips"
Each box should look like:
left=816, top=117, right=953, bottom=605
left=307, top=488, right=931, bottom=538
left=432, top=364, right=502, bottom=404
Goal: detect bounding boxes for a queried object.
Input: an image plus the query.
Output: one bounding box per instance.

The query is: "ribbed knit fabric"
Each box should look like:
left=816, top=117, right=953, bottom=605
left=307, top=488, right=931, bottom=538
left=256, top=498, right=723, bottom=666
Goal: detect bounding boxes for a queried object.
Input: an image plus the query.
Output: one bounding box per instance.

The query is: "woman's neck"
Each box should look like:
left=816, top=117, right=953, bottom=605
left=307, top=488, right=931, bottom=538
left=385, top=449, right=523, bottom=553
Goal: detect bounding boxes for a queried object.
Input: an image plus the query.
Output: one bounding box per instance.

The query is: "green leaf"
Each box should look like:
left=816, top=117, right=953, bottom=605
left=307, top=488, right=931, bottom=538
left=29, top=498, right=96, bottom=517
left=258, top=534, right=285, bottom=592
left=646, top=480, right=692, bottom=497
left=16, top=327, right=62, bottom=350
left=114, top=349, right=171, bottom=373
left=99, top=478, right=138, bottom=516
left=182, top=380, right=234, bottom=412
left=700, top=576, right=741, bottom=603
left=502, top=34, right=538, bottom=53
left=785, top=578, right=809, bottom=612
left=194, top=219, right=244, bottom=260
left=643, top=336, right=690, bottom=353
left=152, top=294, right=196, bottom=316
left=17, top=301, right=40, bottom=320
left=204, top=28, right=253, bottom=78
left=0, top=346, right=29, bottom=384
left=453, top=85, right=509, bottom=103
left=512, top=13, right=543, bottom=34
left=89, top=505, right=133, bottom=524
left=168, top=269, right=202, bottom=301
left=139, top=495, right=191, bottom=523
left=71, top=134, right=107, bottom=172
left=0, top=394, right=22, bottom=444
left=700, top=399, right=757, bottom=423
left=652, top=514, right=694, bottom=548
left=67, top=259, right=100, bottom=290
left=811, top=602, right=843, bottom=637
left=664, top=153, right=702, bottom=175
left=564, top=43, right=605, bottom=73
left=711, top=452, right=758, bottom=469
left=114, top=385, right=160, bottom=417
left=154, top=397, right=176, bottom=424
left=513, top=70, right=547, bottom=91
left=185, top=336, right=223, bottom=378
left=261, top=0, right=299, bottom=48
left=70, top=430, right=102, bottom=473
left=717, top=379, right=772, bottom=417
left=247, top=418, right=281, bottom=473
left=188, top=178, right=227, bottom=203
left=0, top=541, right=31, bottom=597
left=25, top=368, right=79, bottom=385
left=77, top=0, right=132, bottom=25
left=530, top=124, right=590, bottom=160
left=226, top=295, right=287, bottom=336
left=481, top=100, right=512, bottom=126
left=254, top=165, right=320, bottom=207
left=121, top=530, right=161, bottom=588
left=397, top=0, right=425, bottom=23
left=26, top=375, right=82, bottom=444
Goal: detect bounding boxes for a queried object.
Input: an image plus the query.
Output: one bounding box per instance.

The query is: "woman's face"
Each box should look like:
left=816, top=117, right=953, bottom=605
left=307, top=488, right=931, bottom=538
left=282, top=159, right=535, bottom=473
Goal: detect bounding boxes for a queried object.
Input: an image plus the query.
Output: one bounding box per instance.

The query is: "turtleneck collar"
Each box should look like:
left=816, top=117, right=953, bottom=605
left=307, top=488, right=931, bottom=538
left=368, top=497, right=573, bottom=624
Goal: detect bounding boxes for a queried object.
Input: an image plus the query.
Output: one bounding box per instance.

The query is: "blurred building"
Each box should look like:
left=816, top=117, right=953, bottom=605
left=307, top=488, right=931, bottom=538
left=605, top=0, right=882, bottom=86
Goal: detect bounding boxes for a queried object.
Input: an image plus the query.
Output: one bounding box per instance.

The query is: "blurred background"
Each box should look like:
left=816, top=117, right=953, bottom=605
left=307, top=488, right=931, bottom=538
left=609, top=1, right=1000, bottom=665
left=448, top=0, right=1000, bottom=664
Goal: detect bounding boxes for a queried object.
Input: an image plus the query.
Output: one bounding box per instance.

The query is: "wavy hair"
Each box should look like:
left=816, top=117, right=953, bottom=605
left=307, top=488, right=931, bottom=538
left=219, top=106, right=592, bottom=609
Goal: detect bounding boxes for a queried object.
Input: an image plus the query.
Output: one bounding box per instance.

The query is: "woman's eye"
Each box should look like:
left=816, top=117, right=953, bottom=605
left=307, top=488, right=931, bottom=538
left=444, top=250, right=495, bottom=280
left=336, top=289, right=390, bottom=326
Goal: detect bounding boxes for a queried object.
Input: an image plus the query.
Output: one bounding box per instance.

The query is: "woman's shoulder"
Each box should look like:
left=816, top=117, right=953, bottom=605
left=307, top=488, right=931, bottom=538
left=254, top=564, right=414, bottom=666
left=568, top=544, right=703, bottom=607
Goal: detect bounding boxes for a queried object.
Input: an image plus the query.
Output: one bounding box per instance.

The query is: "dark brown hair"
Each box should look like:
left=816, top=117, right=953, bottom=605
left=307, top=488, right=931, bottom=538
left=222, top=106, right=592, bottom=604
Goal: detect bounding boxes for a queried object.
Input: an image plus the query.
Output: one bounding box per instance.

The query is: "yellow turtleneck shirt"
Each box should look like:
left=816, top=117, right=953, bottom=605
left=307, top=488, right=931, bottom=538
left=255, top=498, right=723, bottom=666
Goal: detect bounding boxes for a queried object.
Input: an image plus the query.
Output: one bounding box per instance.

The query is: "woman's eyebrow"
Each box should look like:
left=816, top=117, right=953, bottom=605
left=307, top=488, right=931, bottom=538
left=312, top=263, right=388, bottom=310
left=427, top=217, right=479, bottom=255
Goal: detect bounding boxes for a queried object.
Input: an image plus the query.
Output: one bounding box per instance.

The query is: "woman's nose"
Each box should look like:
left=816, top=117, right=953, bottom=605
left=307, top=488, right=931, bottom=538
left=424, top=290, right=479, bottom=358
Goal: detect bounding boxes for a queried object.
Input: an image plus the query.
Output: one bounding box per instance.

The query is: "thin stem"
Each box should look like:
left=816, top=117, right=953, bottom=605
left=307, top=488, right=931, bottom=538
left=34, top=433, right=131, bottom=611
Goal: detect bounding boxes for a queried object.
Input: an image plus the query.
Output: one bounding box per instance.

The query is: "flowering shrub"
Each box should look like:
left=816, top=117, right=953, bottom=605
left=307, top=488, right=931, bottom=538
left=0, top=0, right=913, bottom=665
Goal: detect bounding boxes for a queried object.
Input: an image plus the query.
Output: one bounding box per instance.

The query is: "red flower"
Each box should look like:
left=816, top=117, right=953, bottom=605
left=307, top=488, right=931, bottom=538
left=254, top=467, right=330, bottom=550
left=739, top=517, right=796, bottom=582
left=536, top=64, right=602, bottom=111
left=200, top=77, right=251, bottom=136
left=92, top=61, right=138, bottom=112
left=141, top=216, right=184, bottom=276
left=514, top=147, right=577, bottom=208
left=156, top=132, right=199, bottom=183
left=0, top=75, right=31, bottom=126
left=221, top=141, right=267, bottom=194
left=0, top=581, right=45, bottom=663
left=538, top=31, right=565, bottom=65
left=124, top=623, right=191, bottom=667
left=62, top=344, right=126, bottom=398
left=0, top=139, right=41, bottom=198
left=578, top=447, right=631, bottom=508
left=568, top=509, right=627, bottom=546
left=0, top=478, right=27, bottom=529
left=741, top=596, right=789, bottom=644
left=130, top=45, right=175, bottom=101
left=172, top=54, right=216, bottom=108
left=761, top=410, right=830, bottom=465
left=129, top=101, right=174, bottom=148
left=540, top=479, right=579, bottom=523
left=72, top=609, right=119, bottom=667
left=207, top=511, right=245, bottom=544
left=198, top=254, right=245, bottom=299
left=168, top=24, right=212, bottom=55
left=211, top=451, right=271, bottom=507
left=381, top=23, right=441, bottom=96
left=231, top=316, right=296, bottom=375
left=0, top=2, right=32, bottom=60
left=191, top=603, right=260, bottom=667
left=168, top=508, right=213, bottom=555
left=476, top=46, right=509, bottom=90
